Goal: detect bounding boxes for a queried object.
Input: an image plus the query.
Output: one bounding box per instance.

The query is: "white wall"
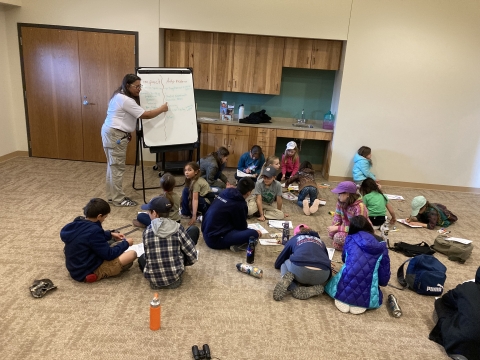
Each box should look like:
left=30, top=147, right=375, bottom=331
left=159, top=0, right=352, bottom=40
left=0, top=9, right=17, bottom=156
left=331, top=0, right=480, bottom=187
left=2, top=0, right=160, bottom=158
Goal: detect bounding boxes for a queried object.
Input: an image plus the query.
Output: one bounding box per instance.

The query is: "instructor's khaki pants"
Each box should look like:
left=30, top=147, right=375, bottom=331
left=101, top=124, right=128, bottom=204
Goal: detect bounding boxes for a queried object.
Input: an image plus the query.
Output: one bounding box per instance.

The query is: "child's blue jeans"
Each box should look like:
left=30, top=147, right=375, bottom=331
left=297, top=186, right=318, bottom=207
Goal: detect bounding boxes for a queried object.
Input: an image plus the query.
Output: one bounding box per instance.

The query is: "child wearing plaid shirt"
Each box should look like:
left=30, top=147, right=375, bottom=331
left=138, top=196, right=199, bottom=289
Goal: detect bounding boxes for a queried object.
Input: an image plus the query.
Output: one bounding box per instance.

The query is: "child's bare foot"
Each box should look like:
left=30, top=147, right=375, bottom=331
left=303, top=200, right=310, bottom=216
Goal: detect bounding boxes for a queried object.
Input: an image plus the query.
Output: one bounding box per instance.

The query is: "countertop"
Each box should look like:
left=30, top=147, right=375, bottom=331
left=197, top=112, right=334, bottom=133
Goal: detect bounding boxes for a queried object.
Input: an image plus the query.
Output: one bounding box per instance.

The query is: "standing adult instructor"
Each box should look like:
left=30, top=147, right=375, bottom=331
left=101, top=74, right=168, bottom=207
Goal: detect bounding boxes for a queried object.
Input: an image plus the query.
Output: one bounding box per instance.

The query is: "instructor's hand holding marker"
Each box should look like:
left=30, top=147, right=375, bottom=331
left=140, top=102, right=169, bottom=119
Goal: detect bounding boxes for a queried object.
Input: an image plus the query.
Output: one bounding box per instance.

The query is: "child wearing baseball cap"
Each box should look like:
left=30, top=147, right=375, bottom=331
left=328, top=181, right=369, bottom=250
left=138, top=195, right=199, bottom=289
left=406, top=196, right=458, bottom=229
left=277, top=141, right=300, bottom=182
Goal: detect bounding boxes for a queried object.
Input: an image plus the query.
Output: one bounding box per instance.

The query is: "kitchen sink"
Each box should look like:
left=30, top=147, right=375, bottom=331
left=292, top=123, right=314, bottom=128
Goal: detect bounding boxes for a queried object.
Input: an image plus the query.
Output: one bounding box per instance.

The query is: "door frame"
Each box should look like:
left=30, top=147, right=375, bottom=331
left=17, top=23, right=139, bottom=157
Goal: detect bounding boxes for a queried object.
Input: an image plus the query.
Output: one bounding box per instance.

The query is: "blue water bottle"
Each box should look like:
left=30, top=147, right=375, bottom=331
left=246, top=237, right=255, bottom=264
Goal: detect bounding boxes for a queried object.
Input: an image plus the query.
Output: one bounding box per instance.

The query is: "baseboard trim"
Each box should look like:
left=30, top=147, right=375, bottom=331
left=328, top=176, right=480, bottom=194
left=0, top=151, right=29, bottom=163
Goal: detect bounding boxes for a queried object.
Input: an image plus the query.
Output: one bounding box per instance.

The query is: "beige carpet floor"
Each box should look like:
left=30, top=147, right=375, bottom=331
left=1, top=157, right=478, bottom=360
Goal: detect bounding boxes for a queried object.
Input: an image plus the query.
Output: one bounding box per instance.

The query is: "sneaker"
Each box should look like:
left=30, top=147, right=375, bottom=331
left=334, top=299, right=350, bottom=313
left=349, top=305, right=367, bottom=315
left=303, top=199, right=311, bottom=215
left=85, top=274, right=98, bottom=283
left=230, top=243, right=248, bottom=252
left=291, top=284, right=324, bottom=300
left=309, top=199, right=321, bottom=214
left=196, top=215, right=203, bottom=223
left=132, top=219, right=146, bottom=228
left=273, top=272, right=295, bottom=301
left=114, top=197, right=137, bottom=207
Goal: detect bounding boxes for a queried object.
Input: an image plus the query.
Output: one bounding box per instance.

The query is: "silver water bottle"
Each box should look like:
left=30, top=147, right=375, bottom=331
left=387, top=294, right=402, bottom=317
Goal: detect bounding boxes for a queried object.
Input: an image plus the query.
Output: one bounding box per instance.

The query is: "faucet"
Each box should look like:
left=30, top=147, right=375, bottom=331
left=297, top=109, right=306, bottom=124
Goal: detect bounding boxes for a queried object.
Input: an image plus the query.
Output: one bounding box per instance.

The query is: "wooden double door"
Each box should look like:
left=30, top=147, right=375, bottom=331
left=20, top=25, right=138, bottom=163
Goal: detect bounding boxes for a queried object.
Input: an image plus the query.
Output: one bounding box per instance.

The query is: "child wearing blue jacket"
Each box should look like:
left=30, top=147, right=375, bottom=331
left=273, top=226, right=331, bottom=301
left=325, top=215, right=390, bottom=314
left=235, top=145, right=265, bottom=181
left=352, top=146, right=377, bottom=184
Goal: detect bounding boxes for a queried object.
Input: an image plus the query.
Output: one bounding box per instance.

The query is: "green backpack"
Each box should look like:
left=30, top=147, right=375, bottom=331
left=431, top=235, right=473, bottom=264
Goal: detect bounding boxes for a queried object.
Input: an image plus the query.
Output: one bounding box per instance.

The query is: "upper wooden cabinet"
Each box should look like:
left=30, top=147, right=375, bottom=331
left=165, top=30, right=341, bottom=94
left=283, top=38, right=342, bottom=70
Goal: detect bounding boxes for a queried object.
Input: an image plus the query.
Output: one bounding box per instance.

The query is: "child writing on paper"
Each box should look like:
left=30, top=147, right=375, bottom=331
left=273, top=225, right=331, bottom=301
left=134, top=172, right=180, bottom=228
left=235, top=145, right=265, bottom=181
left=328, top=181, right=369, bottom=250
left=180, top=162, right=214, bottom=226
left=406, top=196, right=458, bottom=229
left=199, top=146, right=231, bottom=190
left=285, top=161, right=323, bottom=216
left=352, top=146, right=378, bottom=185
left=278, top=141, right=300, bottom=182
left=359, top=178, right=396, bottom=227
left=138, top=196, right=198, bottom=290
left=248, top=166, right=287, bottom=220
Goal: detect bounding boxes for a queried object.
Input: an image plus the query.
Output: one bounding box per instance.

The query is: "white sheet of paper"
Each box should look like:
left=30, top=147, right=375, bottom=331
left=236, top=169, right=254, bottom=177
left=128, top=243, right=144, bottom=257
left=259, top=239, right=282, bottom=246
left=268, top=220, right=293, bottom=229
left=397, top=219, right=423, bottom=228
left=385, top=194, right=405, bottom=200
left=287, top=185, right=299, bottom=191
left=327, top=248, right=335, bottom=261
left=445, top=237, right=472, bottom=244
left=247, top=223, right=269, bottom=234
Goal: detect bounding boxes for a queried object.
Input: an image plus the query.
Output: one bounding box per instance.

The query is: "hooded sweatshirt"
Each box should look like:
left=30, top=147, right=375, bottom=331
left=285, top=167, right=317, bottom=191
left=352, top=153, right=376, bottom=182
left=325, top=231, right=390, bottom=308
left=143, top=217, right=197, bottom=287
left=60, top=216, right=129, bottom=282
left=201, top=187, right=249, bottom=242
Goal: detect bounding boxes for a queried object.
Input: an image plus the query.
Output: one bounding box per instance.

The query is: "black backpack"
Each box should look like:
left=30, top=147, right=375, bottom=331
left=389, top=240, right=435, bottom=257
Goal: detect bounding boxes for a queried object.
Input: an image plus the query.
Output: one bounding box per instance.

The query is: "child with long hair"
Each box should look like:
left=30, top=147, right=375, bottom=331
left=199, top=146, right=231, bottom=189
left=259, top=155, right=280, bottom=178
left=352, top=146, right=377, bottom=185
left=325, top=215, right=390, bottom=315
left=285, top=161, right=322, bottom=216
left=407, top=196, right=458, bottom=229
left=359, top=178, right=396, bottom=226
left=181, top=162, right=214, bottom=226
left=277, top=141, right=300, bottom=182
left=133, top=173, right=181, bottom=228
left=328, top=181, right=369, bottom=250
left=235, top=145, right=265, bottom=181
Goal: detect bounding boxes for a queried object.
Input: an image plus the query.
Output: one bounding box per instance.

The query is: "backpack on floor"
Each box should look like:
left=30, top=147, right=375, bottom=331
left=431, top=235, right=473, bottom=264
left=390, top=241, right=436, bottom=257
left=397, top=254, right=447, bottom=296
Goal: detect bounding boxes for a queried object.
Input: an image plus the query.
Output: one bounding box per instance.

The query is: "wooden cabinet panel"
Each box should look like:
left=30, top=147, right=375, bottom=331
left=253, top=36, right=284, bottom=95
left=283, top=38, right=313, bottom=69
left=211, top=33, right=234, bottom=91
left=311, top=40, right=342, bottom=70
left=252, top=127, right=277, bottom=150
left=207, top=123, right=228, bottom=155
left=200, top=123, right=209, bottom=157
left=227, top=135, right=250, bottom=168
left=227, top=126, right=250, bottom=136
left=232, top=34, right=257, bottom=93
left=192, top=32, right=213, bottom=90
left=164, top=29, right=193, bottom=68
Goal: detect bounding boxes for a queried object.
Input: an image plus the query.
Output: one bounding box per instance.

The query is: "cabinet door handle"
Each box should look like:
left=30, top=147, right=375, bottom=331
left=306, top=57, right=309, bottom=65
left=224, top=139, right=226, bottom=145
left=234, top=80, right=237, bottom=88
left=313, top=57, right=315, bottom=65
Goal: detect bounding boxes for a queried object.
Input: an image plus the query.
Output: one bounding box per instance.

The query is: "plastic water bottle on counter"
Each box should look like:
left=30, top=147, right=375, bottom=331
left=238, top=104, right=245, bottom=120
left=323, top=111, right=335, bottom=130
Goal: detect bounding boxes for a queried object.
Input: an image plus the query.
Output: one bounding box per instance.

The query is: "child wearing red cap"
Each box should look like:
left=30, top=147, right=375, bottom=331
left=328, top=181, right=369, bottom=250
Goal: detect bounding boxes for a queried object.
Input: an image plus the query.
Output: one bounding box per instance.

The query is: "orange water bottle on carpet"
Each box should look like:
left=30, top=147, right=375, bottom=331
left=150, top=292, right=161, bottom=330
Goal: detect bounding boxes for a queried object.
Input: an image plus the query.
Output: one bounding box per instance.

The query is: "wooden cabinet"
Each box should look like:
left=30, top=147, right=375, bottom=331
left=276, top=129, right=333, bottom=141
left=283, top=38, right=342, bottom=70
left=191, top=32, right=213, bottom=90
left=211, top=33, right=235, bottom=91
left=206, top=123, right=229, bottom=156
left=252, top=36, right=284, bottom=94
left=164, top=29, right=193, bottom=68
left=226, top=126, right=250, bottom=167
left=231, top=34, right=257, bottom=93
left=251, top=127, right=277, bottom=158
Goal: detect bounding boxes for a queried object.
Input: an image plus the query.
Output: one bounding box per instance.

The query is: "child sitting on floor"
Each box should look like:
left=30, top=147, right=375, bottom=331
left=278, top=141, right=300, bottom=182
left=359, top=178, right=396, bottom=227
left=328, top=181, right=369, bottom=250
left=60, top=198, right=137, bottom=283
left=247, top=166, right=287, bottom=220
left=352, top=146, right=377, bottom=185
left=259, top=155, right=280, bottom=178
left=273, top=225, right=331, bottom=301
left=199, top=146, right=231, bottom=189
left=285, top=161, right=322, bottom=216
left=138, top=196, right=199, bottom=289
left=181, top=162, right=215, bottom=226
left=134, top=172, right=180, bottom=228
left=325, top=215, right=390, bottom=315
left=406, top=196, right=458, bottom=229
left=235, top=145, right=265, bottom=181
